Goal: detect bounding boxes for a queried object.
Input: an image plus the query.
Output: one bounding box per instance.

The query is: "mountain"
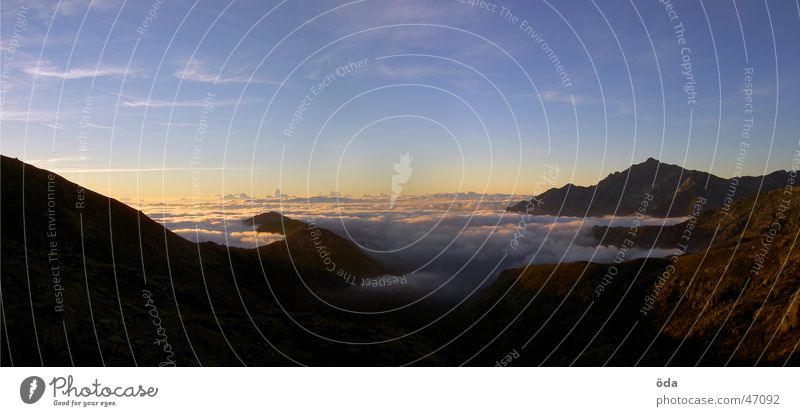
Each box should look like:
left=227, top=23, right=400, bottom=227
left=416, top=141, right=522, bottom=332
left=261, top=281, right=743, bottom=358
left=593, top=177, right=797, bottom=252
left=507, top=158, right=788, bottom=217
left=0, top=155, right=448, bottom=366
left=2, top=154, right=798, bottom=366
left=454, top=185, right=800, bottom=365
left=244, top=212, right=393, bottom=282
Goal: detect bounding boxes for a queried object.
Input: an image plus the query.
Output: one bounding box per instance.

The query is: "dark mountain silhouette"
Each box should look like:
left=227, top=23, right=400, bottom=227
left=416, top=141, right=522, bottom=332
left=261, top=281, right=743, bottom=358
left=244, top=212, right=393, bottom=281
left=0, top=155, right=448, bottom=366
left=507, top=158, right=788, bottom=217
left=1, top=155, right=798, bottom=366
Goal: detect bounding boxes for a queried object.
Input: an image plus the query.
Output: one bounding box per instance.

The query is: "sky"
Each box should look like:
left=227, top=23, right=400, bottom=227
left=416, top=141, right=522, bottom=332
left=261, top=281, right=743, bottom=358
left=2, top=0, right=800, bottom=201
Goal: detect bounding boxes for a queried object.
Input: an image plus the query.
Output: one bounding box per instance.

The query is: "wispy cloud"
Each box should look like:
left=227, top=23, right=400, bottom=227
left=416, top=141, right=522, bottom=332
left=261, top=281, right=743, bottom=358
left=0, top=110, right=57, bottom=122
left=539, top=90, right=592, bottom=105
left=376, top=62, right=448, bottom=79
left=336, top=0, right=472, bottom=25
left=122, top=98, right=214, bottom=108
left=158, top=121, right=200, bottom=127
left=25, top=156, right=89, bottom=164
left=536, top=89, right=638, bottom=116
left=24, top=64, right=136, bottom=80
left=174, top=58, right=274, bottom=85
left=83, top=122, right=113, bottom=129
left=50, top=166, right=268, bottom=174
left=14, top=0, right=120, bottom=18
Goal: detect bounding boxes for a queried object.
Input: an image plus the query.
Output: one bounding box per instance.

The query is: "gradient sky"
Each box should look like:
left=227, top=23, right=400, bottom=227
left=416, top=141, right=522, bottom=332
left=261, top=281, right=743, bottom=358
left=1, top=0, right=799, bottom=200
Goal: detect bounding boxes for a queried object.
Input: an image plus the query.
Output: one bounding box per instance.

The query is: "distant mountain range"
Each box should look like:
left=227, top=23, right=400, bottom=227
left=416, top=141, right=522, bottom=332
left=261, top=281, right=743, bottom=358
left=508, top=157, right=789, bottom=217
left=2, top=155, right=798, bottom=366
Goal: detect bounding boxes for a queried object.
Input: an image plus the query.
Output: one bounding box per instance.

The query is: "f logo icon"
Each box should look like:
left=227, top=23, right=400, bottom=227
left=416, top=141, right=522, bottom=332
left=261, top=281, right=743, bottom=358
left=20, top=376, right=45, bottom=404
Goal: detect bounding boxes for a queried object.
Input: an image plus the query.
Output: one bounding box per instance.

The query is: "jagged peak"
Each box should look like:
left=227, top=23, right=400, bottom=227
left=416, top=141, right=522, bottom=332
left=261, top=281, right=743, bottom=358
left=633, top=157, right=661, bottom=168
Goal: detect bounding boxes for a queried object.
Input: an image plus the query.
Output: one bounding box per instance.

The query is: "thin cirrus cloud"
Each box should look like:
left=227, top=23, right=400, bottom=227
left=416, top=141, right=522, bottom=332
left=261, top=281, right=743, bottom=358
left=0, top=110, right=58, bottom=122
left=375, top=62, right=452, bottom=79
left=174, top=59, right=275, bottom=85
left=19, top=0, right=120, bottom=17
left=122, top=98, right=210, bottom=109
left=121, top=96, right=246, bottom=109
left=122, top=99, right=233, bottom=108
left=24, top=64, right=136, bottom=80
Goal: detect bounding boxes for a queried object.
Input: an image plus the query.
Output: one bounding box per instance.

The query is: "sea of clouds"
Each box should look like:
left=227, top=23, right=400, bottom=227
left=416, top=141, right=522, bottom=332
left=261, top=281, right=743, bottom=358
left=136, top=194, right=685, bottom=298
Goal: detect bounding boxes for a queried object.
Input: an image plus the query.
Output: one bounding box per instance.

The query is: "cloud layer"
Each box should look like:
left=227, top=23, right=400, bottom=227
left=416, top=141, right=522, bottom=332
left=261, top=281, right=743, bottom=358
left=138, top=195, right=684, bottom=298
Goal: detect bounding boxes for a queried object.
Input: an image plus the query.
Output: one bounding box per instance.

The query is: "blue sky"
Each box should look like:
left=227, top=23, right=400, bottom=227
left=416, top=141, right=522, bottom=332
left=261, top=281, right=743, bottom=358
left=1, top=0, right=799, bottom=200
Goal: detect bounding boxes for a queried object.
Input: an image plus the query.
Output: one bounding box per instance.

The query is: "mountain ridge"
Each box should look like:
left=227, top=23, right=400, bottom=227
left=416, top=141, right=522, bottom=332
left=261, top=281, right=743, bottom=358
left=458, top=184, right=800, bottom=365
left=2, top=154, right=799, bottom=366
left=508, top=158, right=788, bottom=217
left=0, top=155, right=448, bottom=366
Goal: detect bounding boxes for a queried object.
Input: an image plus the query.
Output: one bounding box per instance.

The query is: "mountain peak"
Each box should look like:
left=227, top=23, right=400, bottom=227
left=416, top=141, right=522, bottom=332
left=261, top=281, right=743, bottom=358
left=244, top=211, right=305, bottom=235
left=245, top=211, right=395, bottom=278
left=508, top=157, right=788, bottom=217
left=637, top=157, right=660, bottom=167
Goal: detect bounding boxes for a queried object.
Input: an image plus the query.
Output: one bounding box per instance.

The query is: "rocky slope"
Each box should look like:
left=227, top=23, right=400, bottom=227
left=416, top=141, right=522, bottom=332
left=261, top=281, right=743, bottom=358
left=454, top=186, right=800, bottom=365
left=0, top=156, right=447, bottom=366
